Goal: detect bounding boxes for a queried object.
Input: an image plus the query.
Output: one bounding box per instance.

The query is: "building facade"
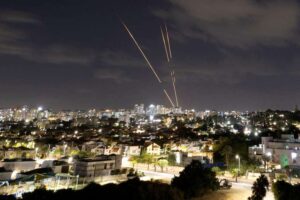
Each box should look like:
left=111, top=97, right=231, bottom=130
left=73, top=155, right=121, bottom=177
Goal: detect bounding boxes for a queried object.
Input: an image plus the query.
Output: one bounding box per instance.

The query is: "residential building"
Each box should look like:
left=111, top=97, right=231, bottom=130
left=144, top=142, right=161, bottom=155
left=249, top=135, right=300, bottom=168
left=73, top=155, right=121, bottom=177
left=0, top=158, right=36, bottom=172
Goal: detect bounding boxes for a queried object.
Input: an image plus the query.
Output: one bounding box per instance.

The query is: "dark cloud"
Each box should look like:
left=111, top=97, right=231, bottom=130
left=99, top=50, right=144, bottom=68
left=34, top=45, right=95, bottom=65
left=155, top=0, right=300, bottom=47
left=94, top=68, right=132, bottom=83
left=0, top=10, right=95, bottom=65
left=175, top=53, right=285, bottom=84
left=0, top=11, right=40, bottom=24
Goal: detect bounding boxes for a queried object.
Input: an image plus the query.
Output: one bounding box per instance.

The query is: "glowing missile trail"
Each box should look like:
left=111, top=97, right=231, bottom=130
left=164, top=89, right=175, bottom=107
left=165, top=24, right=172, bottom=59
left=160, top=26, right=170, bottom=62
left=122, top=22, right=162, bottom=83
left=121, top=21, right=175, bottom=107
left=171, top=71, right=179, bottom=107
left=161, top=24, right=179, bottom=107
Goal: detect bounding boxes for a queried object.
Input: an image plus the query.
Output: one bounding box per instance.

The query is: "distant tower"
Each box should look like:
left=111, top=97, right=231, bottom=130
left=134, top=104, right=145, bottom=115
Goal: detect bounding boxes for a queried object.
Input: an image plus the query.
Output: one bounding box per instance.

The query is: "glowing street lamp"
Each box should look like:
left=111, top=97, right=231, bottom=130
left=266, top=152, right=272, bottom=170
left=35, top=147, right=39, bottom=158
left=291, top=152, right=297, bottom=164
left=63, top=144, right=68, bottom=156
left=235, top=154, right=241, bottom=182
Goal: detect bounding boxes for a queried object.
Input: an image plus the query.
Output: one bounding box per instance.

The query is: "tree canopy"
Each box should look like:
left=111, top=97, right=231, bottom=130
left=248, top=174, right=269, bottom=200
left=171, top=160, right=219, bottom=199
left=1, top=178, right=184, bottom=200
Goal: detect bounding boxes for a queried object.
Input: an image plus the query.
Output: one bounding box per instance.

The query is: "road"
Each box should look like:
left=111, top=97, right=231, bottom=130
left=139, top=169, right=274, bottom=200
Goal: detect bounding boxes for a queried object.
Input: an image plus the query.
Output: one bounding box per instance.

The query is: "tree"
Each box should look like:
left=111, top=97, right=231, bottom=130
left=248, top=175, right=269, bottom=200
left=129, top=155, right=139, bottom=169
left=157, top=159, right=168, bottom=172
left=168, top=153, right=177, bottom=166
left=272, top=180, right=292, bottom=200
left=171, top=160, right=219, bottom=199
left=144, top=154, right=153, bottom=170
left=211, top=166, right=222, bottom=176
left=142, top=154, right=154, bottom=170
left=261, top=155, right=271, bottom=170
left=221, top=145, right=232, bottom=169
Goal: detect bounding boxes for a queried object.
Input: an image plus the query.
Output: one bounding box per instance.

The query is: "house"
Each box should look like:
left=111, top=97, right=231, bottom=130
left=73, top=155, right=121, bottom=177
left=91, top=145, right=106, bottom=155
left=0, top=158, right=36, bottom=172
left=144, top=142, right=161, bottom=155
left=81, top=141, right=99, bottom=152
left=182, top=152, right=213, bottom=166
left=104, top=146, right=123, bottom=155
left=122, top=145, right=141, bottom=156
left=41, top=160, right=70, bottom=174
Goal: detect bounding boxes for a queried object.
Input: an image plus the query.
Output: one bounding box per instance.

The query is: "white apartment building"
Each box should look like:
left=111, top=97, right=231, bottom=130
left=249, top=135, right=300, bottom=168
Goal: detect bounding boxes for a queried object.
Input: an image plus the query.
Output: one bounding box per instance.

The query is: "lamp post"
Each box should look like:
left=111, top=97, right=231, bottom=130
left=35, top=147, right=39, bottom=159
left=266, top=152, right=272, bottom=171
left=75, top=175, right=79, bottom=190
left=235, top=154, right=240, bottom=172
left=63, top=144, right=67, bottom=156
left=235, top=154, right=240, bottom=182
left=291, top=152, right=297, bottom=164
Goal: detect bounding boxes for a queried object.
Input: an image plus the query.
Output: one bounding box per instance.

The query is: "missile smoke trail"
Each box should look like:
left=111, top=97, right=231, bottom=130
left=165, top=24, right=172, bottom=59
left=161, top=24, right=179, bottom=107
left=160, top=26, right=170, bottom=62
left=122, top=22, right=162, bottom=83
left=171, top=71, right=179, bottom=107
left=121, top=21, right=175, bottom=107
left=164, top=89, right=175, bottom=107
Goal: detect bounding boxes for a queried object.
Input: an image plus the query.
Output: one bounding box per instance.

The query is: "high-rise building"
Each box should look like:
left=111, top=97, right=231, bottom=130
left=134, top=104, right=145, bottom=115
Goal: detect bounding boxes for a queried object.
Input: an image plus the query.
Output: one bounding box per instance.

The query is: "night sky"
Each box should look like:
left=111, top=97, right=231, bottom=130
left=1, top=0, right=300, bottom=111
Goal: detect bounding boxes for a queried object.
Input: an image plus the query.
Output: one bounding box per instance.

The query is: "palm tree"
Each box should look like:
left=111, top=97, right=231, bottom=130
left=248, top=175, right=269, bottom=200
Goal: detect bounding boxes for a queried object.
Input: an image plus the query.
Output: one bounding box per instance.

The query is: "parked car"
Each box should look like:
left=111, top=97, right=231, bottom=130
left=219, top=178, right=232, bottom=189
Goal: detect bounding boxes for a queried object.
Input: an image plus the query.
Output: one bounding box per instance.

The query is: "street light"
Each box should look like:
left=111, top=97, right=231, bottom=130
left=266, top=152, right=272, bottom=170
left=235, top=154, right=240, bottom=182
left=63, top=144, right=68, bottom=156
left=75, top=175, right=79, bottom=190
left=235, top=154, right=240, bottom=172
left=35, top=147, right=39, bottom=158
left=291, top=152, right=297, bottom=164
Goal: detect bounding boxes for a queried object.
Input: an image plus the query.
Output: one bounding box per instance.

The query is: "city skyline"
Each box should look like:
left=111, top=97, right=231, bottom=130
left=1, top=0, right=300, bottom=110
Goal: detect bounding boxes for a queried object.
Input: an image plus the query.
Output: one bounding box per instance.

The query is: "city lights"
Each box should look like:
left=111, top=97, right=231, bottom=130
left=0, top=1, right=298, bottom=199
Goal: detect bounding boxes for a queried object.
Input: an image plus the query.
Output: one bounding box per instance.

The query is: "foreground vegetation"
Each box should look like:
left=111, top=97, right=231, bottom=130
left=272, top=180, right=300, bottom=200
left=0, top=160, right=220, bottom=200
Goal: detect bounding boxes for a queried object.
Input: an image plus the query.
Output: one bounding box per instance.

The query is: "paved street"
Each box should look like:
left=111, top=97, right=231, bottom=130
left=139, top=169, right=275, bottom=200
